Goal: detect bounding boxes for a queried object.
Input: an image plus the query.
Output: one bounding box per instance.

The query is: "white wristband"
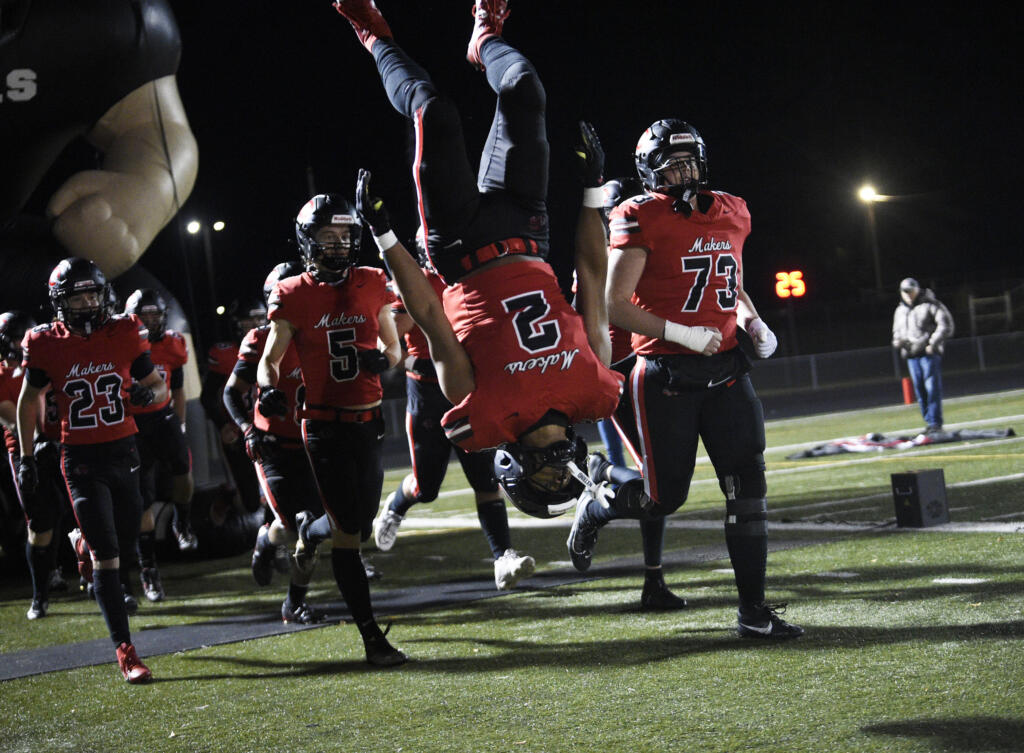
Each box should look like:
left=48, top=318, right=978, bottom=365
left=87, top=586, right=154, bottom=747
left=373, top=230, right=398, bottom=251
left=663, top=320, right=714, bottom=352
left=582, top=187, right=605, bottom=208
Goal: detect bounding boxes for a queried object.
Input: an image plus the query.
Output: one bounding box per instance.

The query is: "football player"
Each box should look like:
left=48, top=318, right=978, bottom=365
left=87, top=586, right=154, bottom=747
left=200, top=297, right=267, bottom=516
left=223, top=260, right=328, bottom=624
left=334, top=0, right=621, bottom=522
left=123, top=288, right=193, bottom=601
left=17, top=257, right=169, bottom=682
left=375, top=268, right=536, bottom=591
left=0, top=310, right=70, bottom=619
left=580, top=119, right=803, bottom=639
left=257, top=194, right=406, bottom=667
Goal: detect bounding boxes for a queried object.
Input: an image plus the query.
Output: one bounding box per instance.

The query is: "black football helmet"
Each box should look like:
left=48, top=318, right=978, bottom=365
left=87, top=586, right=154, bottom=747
left=295, top=193, right=363, bottom=281
left=600, top=176, right=643, bottom=225
left=47, top=257, right=111, bottom=335
left=0, top=311, right=37, bottom=364
left=228, top=296, right=268, bottom=337
left=493, top=430, right=589, bottom=519
left=634, top=119, right=708, bottom=201
left=124, top=288, right=167, bottom=341
left=262, top=260, right=305, bottom=305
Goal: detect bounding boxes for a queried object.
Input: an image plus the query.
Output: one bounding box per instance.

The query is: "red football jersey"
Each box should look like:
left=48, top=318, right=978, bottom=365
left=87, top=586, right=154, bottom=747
left=134, top=330, right=188, bottom=414
left=238, top=325, right=304, bottom=439
left=268, top=269, right=397, bottom=408
left=0, top=363, right=23, bottom=454
left=393, top=269, right=445, bottom=362
left=206, top=341, right=238, bottom=377
left=609, top=191, right=751, bottom=356
left=22, top=315, right=149, bottom=445
left=440, top=260, right=622, bottom=451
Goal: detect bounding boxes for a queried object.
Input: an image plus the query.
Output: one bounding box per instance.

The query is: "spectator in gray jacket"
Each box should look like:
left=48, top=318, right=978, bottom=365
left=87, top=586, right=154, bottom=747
left=892, top=278, right=954, bottom=433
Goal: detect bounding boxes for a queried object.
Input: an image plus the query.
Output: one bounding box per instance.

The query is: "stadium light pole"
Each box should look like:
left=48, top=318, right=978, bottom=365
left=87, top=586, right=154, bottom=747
left=186, top=218, right=226, bottom=312
left=858, top=184, right=884, bottom=294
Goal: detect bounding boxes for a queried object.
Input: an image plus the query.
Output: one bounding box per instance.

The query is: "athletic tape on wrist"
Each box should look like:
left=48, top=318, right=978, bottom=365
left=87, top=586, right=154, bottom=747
left=374, top=230, right=398, bottom=251
left=582, top=187, right=605, bottom=208
left=663, top=320, right=713, bottom=352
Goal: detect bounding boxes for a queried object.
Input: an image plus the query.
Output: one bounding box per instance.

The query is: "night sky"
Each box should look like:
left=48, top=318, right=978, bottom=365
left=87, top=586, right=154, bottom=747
left=154, top=1, right=1022, bottom=339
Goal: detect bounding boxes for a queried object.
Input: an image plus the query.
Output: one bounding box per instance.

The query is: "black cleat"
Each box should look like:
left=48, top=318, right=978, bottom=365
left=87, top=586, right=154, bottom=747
left=251, top=524, right=275, bottom=586
left=362, top=554, right=382, bottom=581
left=737, top=602, right=805, bottom=640
left=123, top=588, right=138, bottom=616
left=141, top=567, right=165, bottom=602
left=281, top=600, right=324, bottom=625
left=26, top=599, right=48, bottom=620
left=363, top=624, right=408, bottom=668
left=566, top=496, right=599, bottom=572
left=293, top=511, right=319, bottom=577
left=641, top=572, right=688, bottom=611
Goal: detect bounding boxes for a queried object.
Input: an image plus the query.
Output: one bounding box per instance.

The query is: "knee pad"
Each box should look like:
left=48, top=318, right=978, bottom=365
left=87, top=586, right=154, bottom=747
left=725, top=497, right=767, bottom=537
left=498, top=62, right=546, bottom=113
left=719, top=468, right=767, bottom=501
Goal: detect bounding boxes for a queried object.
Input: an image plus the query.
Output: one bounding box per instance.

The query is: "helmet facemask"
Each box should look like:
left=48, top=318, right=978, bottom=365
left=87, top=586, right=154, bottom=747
left=60, top=289, right=108, bottom=335
left=635, top=120, right=709, bottom=205
left=493, top=431, right=589, bottom=518
left=295, top=194, right=363, bottom=283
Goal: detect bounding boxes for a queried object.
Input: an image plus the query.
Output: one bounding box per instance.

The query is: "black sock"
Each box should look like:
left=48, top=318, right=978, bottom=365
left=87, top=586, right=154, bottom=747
left=725, top=498, right=768, bottom=608
left=119, top=564, right=134, bottom=597
left=174, top=504, right=191, bottom=529
left=286, top=583, right=309, bottom=608
left=93, top=568, right=131, bottom=645
left=639, top=518, right=666, bottom=569
left=308, top=514, right=332, bottom=546
left=330, top=548, right=376, bottom=636
left=476, top=500, right=511, bottom=558
left=26, top=541, right=51, bottom=602
left=388, top=482, right=417, bottom=517
left=137, top=531, right=157, bottom=570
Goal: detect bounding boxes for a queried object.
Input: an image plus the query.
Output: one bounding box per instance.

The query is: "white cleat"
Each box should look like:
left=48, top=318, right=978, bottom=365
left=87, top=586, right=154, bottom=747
left=494, top=549, right=536, bottom=591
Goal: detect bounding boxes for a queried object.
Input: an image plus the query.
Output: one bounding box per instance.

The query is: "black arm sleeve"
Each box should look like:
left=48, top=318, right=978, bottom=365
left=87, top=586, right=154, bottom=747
left=200, top=372, right=229, bottom=428
left=169, top=366, right=184, bottom=390
left=130, top=351, right=156, bottom=381
left=26, top=367, right=51, bottom=389
left=222, top=382, right=252, bottom=430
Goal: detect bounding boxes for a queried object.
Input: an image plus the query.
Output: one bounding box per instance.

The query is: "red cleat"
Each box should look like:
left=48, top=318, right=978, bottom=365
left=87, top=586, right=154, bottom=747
left=116, top=642, right=152, bottom=684
left=332, top=0, right=392, bottom=53
left=467, top=0, right=510, bottom=71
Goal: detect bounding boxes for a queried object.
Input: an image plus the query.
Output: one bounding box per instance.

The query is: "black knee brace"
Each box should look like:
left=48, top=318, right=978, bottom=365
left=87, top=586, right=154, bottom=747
left=724, top=497, right=767, bottom=537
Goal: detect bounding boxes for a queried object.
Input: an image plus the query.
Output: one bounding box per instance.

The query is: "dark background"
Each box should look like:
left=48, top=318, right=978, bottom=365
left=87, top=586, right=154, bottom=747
left=62, top=2, right=1024, bottom=351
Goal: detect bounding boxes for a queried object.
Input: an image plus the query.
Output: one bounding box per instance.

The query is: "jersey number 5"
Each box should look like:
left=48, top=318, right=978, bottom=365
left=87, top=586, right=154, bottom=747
left=502, top=291, right=562, bottom=354
left=681, top=253, right=738, bottom=312
left=327, top=328, right=358, bottom=382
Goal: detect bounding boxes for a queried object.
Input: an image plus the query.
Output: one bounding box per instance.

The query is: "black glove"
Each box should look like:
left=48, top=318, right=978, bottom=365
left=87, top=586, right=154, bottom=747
left=574, top=120, right=605, bottom=188
left=243, top=425, right=266, bottom=462
left=127, top=382, right=155, bottom=407
left=359, top=348, right=391, bottom=374
left=17, top=456, right=38, bottom=496
left=258, top=386, right=288, bottom=418
left=356, top=168, right=392, bottom=237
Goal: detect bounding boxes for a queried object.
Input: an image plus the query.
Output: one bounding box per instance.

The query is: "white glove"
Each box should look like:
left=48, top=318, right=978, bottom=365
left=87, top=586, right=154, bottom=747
left=746, top=318, right=778, bottom=358
left=663, top=321, right=722, bottom=355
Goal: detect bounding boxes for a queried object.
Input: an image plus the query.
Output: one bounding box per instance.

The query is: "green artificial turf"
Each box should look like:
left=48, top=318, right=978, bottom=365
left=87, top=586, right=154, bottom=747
left=0, top=390, right=1021, bottom=753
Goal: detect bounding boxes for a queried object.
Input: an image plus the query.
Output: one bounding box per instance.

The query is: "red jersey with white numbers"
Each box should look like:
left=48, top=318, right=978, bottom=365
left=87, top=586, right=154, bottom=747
left=134, top=330, right=187, bottom=414
left=22, top=315, right=149, bottom=445
left=207, top=341, right=238, bottom=377
left=238, top=325, right=304, bottom=439
left=268, top=269, right=396, bottom=408
left=440, top=260, right=622, bottom=451
left=609, top=191, right=750, bottom=356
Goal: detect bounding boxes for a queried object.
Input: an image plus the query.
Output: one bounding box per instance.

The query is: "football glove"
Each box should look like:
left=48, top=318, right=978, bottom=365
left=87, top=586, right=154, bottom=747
left=258, top=386, right=288, bottom=418
left=574, top=120, right=605, bottom=188
left=17, top=456, right=38, bottom=496
left=356, top=168, right=391, bottom=237
left=127, top=382, right=155, bottom=407
left=243, top=425, right=266, bottom=462
left=359, top=348, right=391, bottom=374
left=745, top=318, right=778, bottom=359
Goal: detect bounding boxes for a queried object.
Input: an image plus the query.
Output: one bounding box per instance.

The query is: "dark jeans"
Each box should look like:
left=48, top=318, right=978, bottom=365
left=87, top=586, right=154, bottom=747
left=907, top=354, right=943, bottom=428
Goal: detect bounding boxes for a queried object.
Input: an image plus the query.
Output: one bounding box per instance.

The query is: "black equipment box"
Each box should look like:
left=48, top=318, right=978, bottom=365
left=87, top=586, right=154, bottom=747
left=891, top=469, right=949, bottom=527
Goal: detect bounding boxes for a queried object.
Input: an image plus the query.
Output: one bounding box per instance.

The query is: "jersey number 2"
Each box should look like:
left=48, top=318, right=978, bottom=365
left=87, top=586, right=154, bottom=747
left=502, top=291, right=562, bottom=354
